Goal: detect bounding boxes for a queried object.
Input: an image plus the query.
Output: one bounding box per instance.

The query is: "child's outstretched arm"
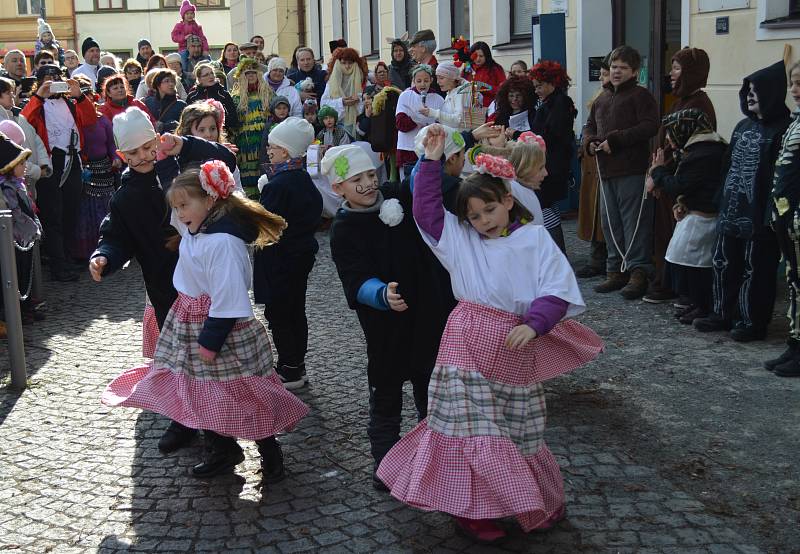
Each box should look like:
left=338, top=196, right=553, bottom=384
left=412, top=124, right=446, bottom=241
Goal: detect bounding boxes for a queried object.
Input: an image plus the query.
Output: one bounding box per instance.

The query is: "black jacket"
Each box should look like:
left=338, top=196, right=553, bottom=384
left=287, top=65, right=327, bottom=100
left=329, top=181, right=454, bottom=387
left=718, top=61, right=791, bottom=238
left=531, top=89, right=576, bottom=208
left=144, top=94, right=187, bottom=134
left=253, top=168, right=323, bottom=305
left=92, top=136, right=237, bottom=327
left=651, top=135, right=727, bottom=214
left=186, top=81, right=240, bottom=132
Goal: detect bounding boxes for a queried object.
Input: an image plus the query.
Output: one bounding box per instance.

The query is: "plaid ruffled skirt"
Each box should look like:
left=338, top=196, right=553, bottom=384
left=377, top=301, right=603, bottom=531
left=103, top=293, right=309, bottom=440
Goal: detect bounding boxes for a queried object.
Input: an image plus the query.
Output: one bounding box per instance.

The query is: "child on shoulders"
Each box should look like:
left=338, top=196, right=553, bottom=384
left=171, top=1, right=210, bottom=72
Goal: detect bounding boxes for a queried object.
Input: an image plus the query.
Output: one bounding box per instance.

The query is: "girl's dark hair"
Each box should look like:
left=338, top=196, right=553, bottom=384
left=469, top=41, right=499, bottom=70
left=493, top=76, right=537, bottom=126
left=165, top=167, right=286, bottom=250
left=455, top=173, right=532, bottom=224
left=0, top=77, right=15, bottom=95
left=103, top=75, right=129, bottom=99
left=33, top=51, right=54, bottom=66
left=145, top=54, right=167, bottom=73
left=218, top=42, right=240, bottom=66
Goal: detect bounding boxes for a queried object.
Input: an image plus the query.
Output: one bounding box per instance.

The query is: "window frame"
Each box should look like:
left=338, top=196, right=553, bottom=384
left=94, top=0, right=127, bottom=10
left=510, top=0, right=538, bottom=40
left=450, top=0, right=470, bottom=41
left=367, top=0, right=381, bottom=57
left=159, top=0, right=224, bottom=8
left=17, top=0, right=42, bottom=16
left=405, top=0, right=419, bottom=36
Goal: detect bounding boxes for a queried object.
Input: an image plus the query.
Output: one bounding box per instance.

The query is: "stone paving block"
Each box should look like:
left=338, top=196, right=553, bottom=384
left=313, top=529, right=349, bottom=546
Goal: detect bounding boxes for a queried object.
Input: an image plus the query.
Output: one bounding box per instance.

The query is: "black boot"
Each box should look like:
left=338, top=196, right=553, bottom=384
left=372, top=463, right=389, bottom=492
left=158, top=420, right=197, bottom=453
left=256, top=436, right=285, bottom=486
left=192, top=431, right=244, bottom=478
left=765, top=339, right=800, bottom=371
left=774, top=356, right=800, bottom=377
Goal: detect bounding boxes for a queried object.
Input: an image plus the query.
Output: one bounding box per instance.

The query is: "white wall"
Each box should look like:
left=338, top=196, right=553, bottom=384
left=575, top=0, right=612, bottom=129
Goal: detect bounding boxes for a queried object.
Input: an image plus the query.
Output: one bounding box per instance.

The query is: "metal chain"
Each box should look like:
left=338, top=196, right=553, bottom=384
left=11, top=238, right=37, bottom=301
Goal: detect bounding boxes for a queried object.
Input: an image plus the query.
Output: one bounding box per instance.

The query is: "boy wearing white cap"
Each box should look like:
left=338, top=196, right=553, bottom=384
left=90, top=106, right=237, bottom=454
left=253, top=117, right=322, bottom=390
left=322, top=143, right=454, bottom=491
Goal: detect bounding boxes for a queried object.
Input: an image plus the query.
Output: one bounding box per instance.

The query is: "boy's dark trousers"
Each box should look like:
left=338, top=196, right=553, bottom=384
left=711, top=231, right=780, bottom=330
left=368, top=368, right=430, bottom=465
left=263, top=251, right=316, bottom=370
left=774, top=214, right=800, bottom=340
left=36, top=147, right=82, bottom=270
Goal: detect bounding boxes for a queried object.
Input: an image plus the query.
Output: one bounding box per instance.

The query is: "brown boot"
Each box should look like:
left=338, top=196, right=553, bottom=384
left=620, top=268, right=649, bottom=300
left=594, top=272, right=629, bottom=293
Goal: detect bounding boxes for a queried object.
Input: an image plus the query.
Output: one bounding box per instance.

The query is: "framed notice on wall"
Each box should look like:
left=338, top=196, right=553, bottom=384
left=698, top=0, right=749, bottom=12
left=551, top=0, right=568, bottom=15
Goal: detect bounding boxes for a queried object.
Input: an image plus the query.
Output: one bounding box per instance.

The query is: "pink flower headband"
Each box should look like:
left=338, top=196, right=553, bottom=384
left=199, top=160, right=235, bottom=200
left=474, top=153, right=516, bottom=180
left=203, top=98, right=226, bottom=128
left=517, top=131, right=546, bottom=152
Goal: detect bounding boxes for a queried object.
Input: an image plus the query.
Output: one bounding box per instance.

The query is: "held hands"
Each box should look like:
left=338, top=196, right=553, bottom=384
left=471, top=122, right=502, bottom=142
left=487, top=126, right=508, bottom=147
left=158, top=134, right=184, bottom=159
left=422, top=124, right=445, bottom=160
left=198, top=344, right=217, bottom=362
left=89, top=256, right=107, bottom=282
left=386, top=282, right=408, bottom=312
left=505, top=325, right=537, bottom=349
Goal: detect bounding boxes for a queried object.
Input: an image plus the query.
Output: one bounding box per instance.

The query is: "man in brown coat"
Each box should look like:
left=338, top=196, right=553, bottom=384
left=582, top=45, right=660, bottom=299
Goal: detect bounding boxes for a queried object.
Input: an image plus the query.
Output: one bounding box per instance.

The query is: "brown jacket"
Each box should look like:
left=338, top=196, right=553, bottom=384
left=582, top=78, right=659, bottom=179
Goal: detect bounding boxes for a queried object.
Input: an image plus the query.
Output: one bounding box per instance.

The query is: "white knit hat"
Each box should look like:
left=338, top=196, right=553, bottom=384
left=435, top=61, right=461, bottom=81
left=113, top=107, right=157, bottom=152
left=37, top=18, right=54, bottom=39
left=165, top=52, right=182, bottom=64
left=267, top=57, right=288, bottom=73
left=414, top=124, right=466, bottom=160
left=268, top=117, right=314, bottom=158
left=321, top=144, right=377, bottom=184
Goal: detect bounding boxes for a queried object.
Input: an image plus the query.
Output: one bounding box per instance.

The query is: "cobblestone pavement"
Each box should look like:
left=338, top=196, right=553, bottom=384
left=1, top=221, right=798, bottom=553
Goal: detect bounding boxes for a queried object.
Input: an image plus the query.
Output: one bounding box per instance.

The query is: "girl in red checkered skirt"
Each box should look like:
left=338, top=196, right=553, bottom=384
left=377, top=125, right=603, bottom=542
left=103, top=160, right=309, bottom=487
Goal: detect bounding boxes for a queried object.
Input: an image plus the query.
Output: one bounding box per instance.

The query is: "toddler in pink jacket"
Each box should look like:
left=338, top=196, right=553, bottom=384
left=171, top=0, right=210, bottom=55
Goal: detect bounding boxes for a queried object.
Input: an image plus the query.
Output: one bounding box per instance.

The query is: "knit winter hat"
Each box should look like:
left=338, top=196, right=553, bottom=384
left=137, top=38, right=152, bottom=50
left=268, top=95, right=290, bottom=112
left=321, top=144, right=377, bottom=184
left=37, top=18, right=54, bottom=39
left=435, top=61, right=461, bottom=81
left=317, top=105, right=338, bottom=123
left=0, top=121, right=25, bottom=147
left=165, top=52, right=182, bottom=64
left=113, top=107, right=157, bottom=152
left=414, top=124, right=466, bottom=160
left=267, top=57, right=288, bottom=73
left=411, top=64, right=433, bottom=79
left=0, top=133, right=31, bottom=175
left=186, top=34, right=202, bottom=46
left=180, top=0, right=196, bottom=18
left=81, top=36, right=99, bottom=57
left=96, top=66, right=119, bottom=92
left=268, top=117, right=314, bottom=158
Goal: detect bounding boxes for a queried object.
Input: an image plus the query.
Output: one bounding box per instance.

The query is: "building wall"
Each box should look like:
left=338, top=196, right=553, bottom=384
left=687, top=0, right=800, bottom=138
left=0, top=0, right=76, bottom=63
left=74, top=0, right=231, bottom=61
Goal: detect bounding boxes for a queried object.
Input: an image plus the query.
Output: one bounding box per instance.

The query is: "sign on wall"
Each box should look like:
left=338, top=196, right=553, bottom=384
left=551, top=0, right=568, bottom=15
left=698, top=0, right=749, bottom=12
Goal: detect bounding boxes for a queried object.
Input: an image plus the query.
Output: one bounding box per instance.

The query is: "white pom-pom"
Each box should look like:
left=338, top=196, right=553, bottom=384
left=257, top=174, right=270, bottom=193
left=378, top=198, right=404, bottom=227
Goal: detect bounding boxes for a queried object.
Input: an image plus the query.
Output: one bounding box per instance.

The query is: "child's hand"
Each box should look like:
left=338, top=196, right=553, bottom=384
left=487, top=126, right=507, bottom=147
left=645, top=174, right=655, bottom=194
left=650, top=148, right=665, bottom=169
left=419, top=106, right=430, bottom=117
left=386, top=282, right=408, bottom=312
left=223, top=142, right=239, bottom=155
left=471, top=122, right=501, bottom=142
left=198, top=344, right=217, bottom=362
left=505, top=325, right=537, bottom=349
left=89, top=256, right=107, bottom=282
left=158, top=134, right=184, bottom=158
left=422, top=124, right=446, bottom=160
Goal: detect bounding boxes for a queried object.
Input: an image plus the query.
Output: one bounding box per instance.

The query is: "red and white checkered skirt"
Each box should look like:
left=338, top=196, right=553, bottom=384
left=377, top=301, right=603, bottom=531
left=102, top=293, right=309, bottom=440
left=142, top=296, right=159, bottom=359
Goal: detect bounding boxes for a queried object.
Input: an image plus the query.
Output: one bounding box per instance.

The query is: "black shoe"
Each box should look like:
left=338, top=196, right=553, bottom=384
left=679, top=307, right=707, bottom=325
left=192, top=433, right=244, bottom=478
left=51, top=268, right=79, bottom=282
left=764, top=340, right=800, bottom=371
left=277, top=364, right=306, bottom=391
left=158, top=421, right=197, bottom=453
left=574, top=264, right=605, bottom=278
left=372, top=465, right=389, bottom=492
left=642, top=288, right=677, bottom=304
left=256, top=436, right=286, bottom=485
left=774, top=357, right=800, bottom=377
left=674, top=304, right=696, bottom=319
left=693, top=314, right=730, bottom=333
left=730, top=326, right=767, bottom=343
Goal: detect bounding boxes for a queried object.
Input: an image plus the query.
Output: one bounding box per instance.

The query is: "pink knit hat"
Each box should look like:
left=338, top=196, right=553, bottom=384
left=0, top=120, right=26, bottom=147
left=180, top=0, right=196, bottom=17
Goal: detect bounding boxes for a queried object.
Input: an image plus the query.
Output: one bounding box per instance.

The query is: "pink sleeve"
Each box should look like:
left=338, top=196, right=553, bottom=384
left=197, top=25, right=209, bottom=52
left=171, top=22, right=186, bottom=46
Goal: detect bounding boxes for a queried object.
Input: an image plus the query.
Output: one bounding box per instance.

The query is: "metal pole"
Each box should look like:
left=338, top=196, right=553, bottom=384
left=0, top=210, right=27, bottom=390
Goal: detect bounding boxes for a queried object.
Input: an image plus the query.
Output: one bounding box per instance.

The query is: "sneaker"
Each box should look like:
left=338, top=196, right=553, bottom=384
left=620, top=268, right=649, bottom=300
left=693, top=314, right=730, bottom=333
left=765, top=340, right=800, bottom=371
left=454, top=517, right=506, bottom=543
left=594, top=272, right=629, bottom=293
left=729, top=325, right=767, bottom=343
left=277, top=364, right=306, bottom=391
left=673, top=296, right=692, bottom=310
left=679, top=307, right=707, bottom=325
left=774, top=357, right=800, bottom=377
left=574, top=264, right=605, bottom=278
left=642, top=288, right=677, bottom=304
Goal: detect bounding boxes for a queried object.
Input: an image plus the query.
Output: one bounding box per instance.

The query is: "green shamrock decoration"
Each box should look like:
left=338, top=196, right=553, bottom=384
left=334, top=156, right=350, bottom=180
left=452, top=131, right=465, bottom=149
